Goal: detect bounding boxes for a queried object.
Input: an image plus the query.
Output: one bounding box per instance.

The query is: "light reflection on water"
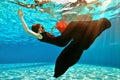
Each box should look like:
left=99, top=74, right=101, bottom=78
left=0, top=0, right=120, bottom=44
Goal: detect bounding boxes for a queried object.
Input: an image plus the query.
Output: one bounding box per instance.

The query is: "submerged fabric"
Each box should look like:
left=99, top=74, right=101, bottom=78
left=56, top=20, right=68, bottom=33
left=39, top=18, right=111, bottom=78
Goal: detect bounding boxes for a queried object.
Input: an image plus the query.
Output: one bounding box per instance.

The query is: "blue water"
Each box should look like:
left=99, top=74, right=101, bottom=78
left=0, top=0, right=120, bottom=79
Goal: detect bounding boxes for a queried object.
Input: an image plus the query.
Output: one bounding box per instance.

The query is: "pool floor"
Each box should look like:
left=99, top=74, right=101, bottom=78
left=0, top=63, right=120, bottom=80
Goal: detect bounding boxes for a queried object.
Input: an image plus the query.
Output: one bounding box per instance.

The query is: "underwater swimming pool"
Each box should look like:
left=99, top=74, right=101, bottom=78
left=0, top=0, right=120, bottom=79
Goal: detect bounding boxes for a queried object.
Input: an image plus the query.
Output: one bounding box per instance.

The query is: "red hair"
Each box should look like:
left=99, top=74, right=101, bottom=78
left=32, top=24, right=41, bottom=33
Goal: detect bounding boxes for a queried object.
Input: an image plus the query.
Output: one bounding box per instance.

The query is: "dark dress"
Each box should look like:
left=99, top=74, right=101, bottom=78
left=39, top=18, right=111, bottom=78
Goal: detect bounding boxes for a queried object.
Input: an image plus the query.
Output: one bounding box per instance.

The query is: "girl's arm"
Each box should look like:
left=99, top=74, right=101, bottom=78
left=17, top=9, right=43, bottom=39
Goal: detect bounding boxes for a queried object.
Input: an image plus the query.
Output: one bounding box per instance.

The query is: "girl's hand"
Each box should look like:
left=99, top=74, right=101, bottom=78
left=18, top=9, right=24, bottom=17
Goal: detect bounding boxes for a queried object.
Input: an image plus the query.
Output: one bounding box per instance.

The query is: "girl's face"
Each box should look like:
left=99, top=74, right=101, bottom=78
left=38, top=25, right=45, bottom=33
